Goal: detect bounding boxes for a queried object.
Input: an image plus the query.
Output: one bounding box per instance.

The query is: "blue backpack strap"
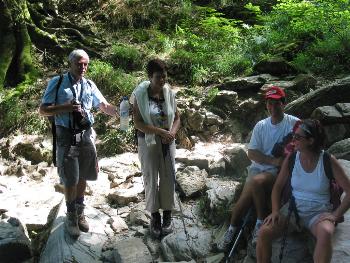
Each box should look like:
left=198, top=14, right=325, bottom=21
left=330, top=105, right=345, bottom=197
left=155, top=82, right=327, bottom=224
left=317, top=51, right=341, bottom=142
left=288, top=151, right=297, bottom=176
left=323, top=151, right=344, bottom=224
left=323, top=151, right=333, bottom=180
left=286, top=151, right=300, bottom=224
left=51, top=74, right=63, bottom=167
left=54, top=74, right=64, bottom=105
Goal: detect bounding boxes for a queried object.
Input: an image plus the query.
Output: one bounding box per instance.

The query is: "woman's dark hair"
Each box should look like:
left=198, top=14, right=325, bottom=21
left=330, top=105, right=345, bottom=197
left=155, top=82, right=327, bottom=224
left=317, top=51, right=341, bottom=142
left=301, top=119, right=326, bottom=152
left=146, top=59, right=167, bottom=77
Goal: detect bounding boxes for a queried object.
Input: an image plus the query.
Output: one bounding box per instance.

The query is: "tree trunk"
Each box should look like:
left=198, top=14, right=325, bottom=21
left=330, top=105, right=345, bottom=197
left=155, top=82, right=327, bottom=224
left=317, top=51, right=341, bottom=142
left=0, top=0, right=16, bottom=89
left=0, top=0, right=36, bottom=89
left=0, top=0, right=102, bottom=89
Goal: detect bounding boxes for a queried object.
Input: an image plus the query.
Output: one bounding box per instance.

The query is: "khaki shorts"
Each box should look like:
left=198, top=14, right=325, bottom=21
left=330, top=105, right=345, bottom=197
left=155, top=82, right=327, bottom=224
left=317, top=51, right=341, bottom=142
left=280, top=199, right=333, bottom=231
left=56, top=126, right=99, bottom=187
left=246, top=166, right=279, bottom=182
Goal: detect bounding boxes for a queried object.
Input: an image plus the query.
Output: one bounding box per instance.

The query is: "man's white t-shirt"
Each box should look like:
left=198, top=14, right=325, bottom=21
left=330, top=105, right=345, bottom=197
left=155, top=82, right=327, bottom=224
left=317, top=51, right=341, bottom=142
left=248, top=114, right=299, bottom=173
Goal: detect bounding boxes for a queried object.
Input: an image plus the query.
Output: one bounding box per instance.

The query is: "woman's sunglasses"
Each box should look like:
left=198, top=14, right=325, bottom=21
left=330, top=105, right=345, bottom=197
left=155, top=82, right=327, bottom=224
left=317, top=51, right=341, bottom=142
left=293, top=133, right=308, bottom=141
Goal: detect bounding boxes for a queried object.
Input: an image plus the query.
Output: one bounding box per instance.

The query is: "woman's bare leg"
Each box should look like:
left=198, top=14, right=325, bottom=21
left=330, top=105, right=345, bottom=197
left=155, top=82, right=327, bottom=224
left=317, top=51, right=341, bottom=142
left=311, top=220, right=335, bottom=263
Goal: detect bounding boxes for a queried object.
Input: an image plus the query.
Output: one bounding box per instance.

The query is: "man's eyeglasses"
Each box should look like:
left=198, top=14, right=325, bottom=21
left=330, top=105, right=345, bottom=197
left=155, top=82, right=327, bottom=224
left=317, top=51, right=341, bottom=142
left=293, top=133, right=308, bottom=141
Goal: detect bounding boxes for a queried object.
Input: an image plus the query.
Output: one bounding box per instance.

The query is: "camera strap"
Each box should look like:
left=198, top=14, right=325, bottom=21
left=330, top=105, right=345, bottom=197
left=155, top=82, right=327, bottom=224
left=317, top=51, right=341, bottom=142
left=68, top=72, right=84, bottom=143
left=68, top=73, right=84, bottom=103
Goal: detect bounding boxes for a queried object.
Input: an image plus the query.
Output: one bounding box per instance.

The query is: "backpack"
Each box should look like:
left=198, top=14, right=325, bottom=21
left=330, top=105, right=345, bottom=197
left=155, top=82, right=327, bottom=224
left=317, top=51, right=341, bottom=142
left=272, top=120, right=302, bottom=158
left=283, top=151, right=344, bottom=224
left=49, top=74, right=63, bottom=166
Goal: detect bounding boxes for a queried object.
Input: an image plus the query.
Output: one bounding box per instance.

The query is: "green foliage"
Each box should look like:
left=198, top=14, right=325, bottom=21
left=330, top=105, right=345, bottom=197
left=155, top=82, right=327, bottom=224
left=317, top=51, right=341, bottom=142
left=293, top=29, right=350, bottom=73
left=247, top=0, right=350, bottom=74
left=98, top=125, right=136, bottom=157
left=0, top=82, right=47, bottom=136
left=109, top=44, right=143, bottom=71
left=169, top=6, right=251, bottom=85
left=87, top=60, right=140, bottom=98
left=97, top=0, right=193, bottom=31
left=205, top=87, right=219, bottom=103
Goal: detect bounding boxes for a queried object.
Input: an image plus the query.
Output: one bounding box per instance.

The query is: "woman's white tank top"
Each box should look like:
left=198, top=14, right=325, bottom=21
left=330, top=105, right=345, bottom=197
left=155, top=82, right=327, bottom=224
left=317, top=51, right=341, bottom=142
left=291, top=151, right=330, bottom=204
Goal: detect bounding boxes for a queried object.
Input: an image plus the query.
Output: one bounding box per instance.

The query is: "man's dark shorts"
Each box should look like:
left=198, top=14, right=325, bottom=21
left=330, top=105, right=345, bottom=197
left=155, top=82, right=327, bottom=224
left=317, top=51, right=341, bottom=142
left=56, top=126, right=99, bottom=187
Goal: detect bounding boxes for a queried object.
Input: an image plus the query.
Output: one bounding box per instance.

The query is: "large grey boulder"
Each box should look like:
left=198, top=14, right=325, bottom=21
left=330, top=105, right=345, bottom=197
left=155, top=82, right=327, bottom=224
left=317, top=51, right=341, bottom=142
left=113, top=237, right=153, bottom=263
left=310, top=104, right=350, bottom=146
left=217, top=74, right=275, bottom=91
left=328, top=138, right=350, bottom=161
left=336, top=103, right=350, bottom=118
left=39, top=202, right=110, bottom=263
left=208, top=158, right=226, bottom=177
left=186, top=108, right=206, bottom=132
left=0, top=216, right=32, bottom=263
left=176, top=166, right=208, bottom=198
left=285, top=76, right=350, bottom=118
left=160, top=226, right=213, bottom=261
left=211, top=90, right=239, bottom=115
left=202, top=178, right=240, bottom=225
left=176, top=151, right=210, bottom=171
left=223, top=144, right=251, bottom=178
left=311, top=105, right=344, bottom=124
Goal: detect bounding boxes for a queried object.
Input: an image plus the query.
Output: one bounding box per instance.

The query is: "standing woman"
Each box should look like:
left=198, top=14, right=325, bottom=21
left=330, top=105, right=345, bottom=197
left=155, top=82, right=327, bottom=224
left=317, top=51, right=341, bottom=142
left=257, top=119, right=350, bottom=263
left=131, top=59, right=180, bottom=238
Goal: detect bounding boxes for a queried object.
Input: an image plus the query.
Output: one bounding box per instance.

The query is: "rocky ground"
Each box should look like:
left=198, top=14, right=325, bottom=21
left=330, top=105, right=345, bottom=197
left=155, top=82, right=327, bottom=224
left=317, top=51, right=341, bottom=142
left=0, top=136, right=250, bottom=263
left=1, top=66, right=350, bottom=262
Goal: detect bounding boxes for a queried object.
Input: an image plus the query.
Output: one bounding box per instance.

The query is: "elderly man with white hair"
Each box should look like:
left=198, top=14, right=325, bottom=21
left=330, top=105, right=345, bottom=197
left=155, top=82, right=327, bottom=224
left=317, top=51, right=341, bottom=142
left=39, top=49, right=118, bottom=237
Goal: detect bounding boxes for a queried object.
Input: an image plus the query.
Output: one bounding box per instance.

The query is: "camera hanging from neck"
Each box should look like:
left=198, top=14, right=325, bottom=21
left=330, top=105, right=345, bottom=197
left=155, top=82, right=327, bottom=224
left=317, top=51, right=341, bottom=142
left=68, top=72, right=84, bottom=145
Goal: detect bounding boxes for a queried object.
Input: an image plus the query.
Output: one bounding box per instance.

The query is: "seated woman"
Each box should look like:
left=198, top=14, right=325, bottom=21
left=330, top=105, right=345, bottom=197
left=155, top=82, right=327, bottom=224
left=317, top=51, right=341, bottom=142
left=257, top=119, right=350, bottom=263
left=131, top=59, right=180, bottom=238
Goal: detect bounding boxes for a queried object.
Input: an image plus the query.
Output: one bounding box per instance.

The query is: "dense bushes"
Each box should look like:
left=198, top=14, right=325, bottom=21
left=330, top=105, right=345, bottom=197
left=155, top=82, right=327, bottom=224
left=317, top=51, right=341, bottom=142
left=247, top=0, right=350, bottom=74
left=87, top=60, right=140, bottom=99
left=0, top=85, right=48, bottom=136
left=2, top=0, right=349, bottom=137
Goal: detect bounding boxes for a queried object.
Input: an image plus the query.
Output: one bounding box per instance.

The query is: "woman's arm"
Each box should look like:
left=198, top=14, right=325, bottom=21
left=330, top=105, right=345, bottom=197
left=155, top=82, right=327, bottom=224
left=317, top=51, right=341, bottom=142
left=169, top=109, right=180, bottom=137
left=271, top=156, right=290, bottom=213
left=331, top=155, right=350, bottom=221
left=264, top=155, right=291, bottom=226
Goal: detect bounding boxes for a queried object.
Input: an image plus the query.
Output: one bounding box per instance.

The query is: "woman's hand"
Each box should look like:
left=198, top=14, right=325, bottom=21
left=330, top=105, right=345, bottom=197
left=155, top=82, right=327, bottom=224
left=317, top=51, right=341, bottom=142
left=159, top=129, right=175, bottom=144
left=264, top=211, right=280, bottom=226
left=315, top=212, right=337, bottom=225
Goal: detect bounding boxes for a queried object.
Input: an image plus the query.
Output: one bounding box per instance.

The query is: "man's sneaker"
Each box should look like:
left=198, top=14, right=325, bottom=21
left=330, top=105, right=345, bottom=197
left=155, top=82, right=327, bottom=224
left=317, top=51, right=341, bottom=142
left=150, top=212, right=161, bottom=238
left=162, top=210, right=173, bottom=235
left=217, top=227, right=236, bottom=252
left=76, top=204, right=89, bottom=232
left=65, top=211, right=80, bottom=238
left=251, top=221, right=263, bottom=246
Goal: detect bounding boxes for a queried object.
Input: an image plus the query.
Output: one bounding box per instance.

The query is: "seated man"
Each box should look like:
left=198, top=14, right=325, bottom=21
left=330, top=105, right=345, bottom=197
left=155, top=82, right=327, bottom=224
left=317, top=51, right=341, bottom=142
left=217, top=86, right=299, bottom=251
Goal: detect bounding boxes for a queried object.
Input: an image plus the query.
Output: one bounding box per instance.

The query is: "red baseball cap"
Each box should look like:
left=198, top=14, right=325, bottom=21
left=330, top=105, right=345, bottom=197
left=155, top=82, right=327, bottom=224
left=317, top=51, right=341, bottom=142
left=265, top=86, right=286, bottom=100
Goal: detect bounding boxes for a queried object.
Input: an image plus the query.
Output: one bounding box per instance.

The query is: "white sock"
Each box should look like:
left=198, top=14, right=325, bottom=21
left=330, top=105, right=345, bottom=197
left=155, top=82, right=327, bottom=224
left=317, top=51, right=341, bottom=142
left=255, top=219, right=263, bottom=227
left=229, top=224, right=236, bottom=232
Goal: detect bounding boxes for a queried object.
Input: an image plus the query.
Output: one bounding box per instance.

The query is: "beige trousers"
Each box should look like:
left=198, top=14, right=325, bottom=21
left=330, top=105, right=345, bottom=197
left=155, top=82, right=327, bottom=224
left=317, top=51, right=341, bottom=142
left=138, top=135, right=175, bottom=213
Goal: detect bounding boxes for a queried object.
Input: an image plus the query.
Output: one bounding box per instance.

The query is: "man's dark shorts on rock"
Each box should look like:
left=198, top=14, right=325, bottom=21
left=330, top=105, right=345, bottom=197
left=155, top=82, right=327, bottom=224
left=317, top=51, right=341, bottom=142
left=56, top=126, right=98, bottom=187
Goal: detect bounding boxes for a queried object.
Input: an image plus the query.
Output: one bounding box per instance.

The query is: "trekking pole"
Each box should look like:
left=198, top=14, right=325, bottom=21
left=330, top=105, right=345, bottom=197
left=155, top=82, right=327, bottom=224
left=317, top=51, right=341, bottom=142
left=226, top=208, right=252, bottom=263
left=164, top=143, right=189, bottom=240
